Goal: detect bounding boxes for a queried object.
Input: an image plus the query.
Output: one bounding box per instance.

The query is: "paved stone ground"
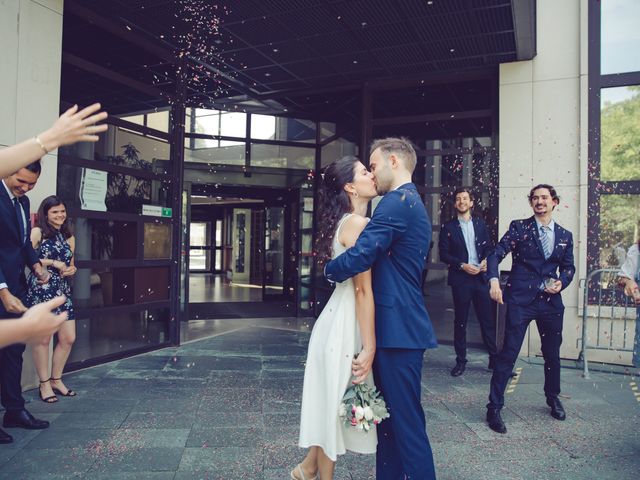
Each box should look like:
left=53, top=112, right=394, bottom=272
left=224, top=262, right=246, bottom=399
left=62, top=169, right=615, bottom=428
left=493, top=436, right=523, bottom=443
left=1, top=325, right=638, bottom=479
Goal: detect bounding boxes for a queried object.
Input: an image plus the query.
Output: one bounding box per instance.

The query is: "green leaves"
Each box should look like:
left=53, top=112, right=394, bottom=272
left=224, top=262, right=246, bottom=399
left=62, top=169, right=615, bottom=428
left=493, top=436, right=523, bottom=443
left=339, top=382, right=390, bottom=432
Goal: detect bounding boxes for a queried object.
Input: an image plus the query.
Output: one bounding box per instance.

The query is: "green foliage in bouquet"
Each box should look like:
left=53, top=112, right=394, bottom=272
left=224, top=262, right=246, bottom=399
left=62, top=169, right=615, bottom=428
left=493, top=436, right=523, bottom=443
left=339, top=382, right=390, bottom=432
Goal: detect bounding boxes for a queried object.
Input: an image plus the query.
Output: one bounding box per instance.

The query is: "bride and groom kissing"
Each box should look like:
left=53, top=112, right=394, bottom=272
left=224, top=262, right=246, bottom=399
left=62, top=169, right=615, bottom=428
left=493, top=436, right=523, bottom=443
left=292, top=137, right=438, bottom=480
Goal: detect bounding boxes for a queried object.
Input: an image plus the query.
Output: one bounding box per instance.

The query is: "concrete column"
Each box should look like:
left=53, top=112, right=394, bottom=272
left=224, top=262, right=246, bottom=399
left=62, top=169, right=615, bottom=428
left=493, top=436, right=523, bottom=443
left=498, top=0, right=584, bottom=359
left=0, top=0, right=64, bottom=390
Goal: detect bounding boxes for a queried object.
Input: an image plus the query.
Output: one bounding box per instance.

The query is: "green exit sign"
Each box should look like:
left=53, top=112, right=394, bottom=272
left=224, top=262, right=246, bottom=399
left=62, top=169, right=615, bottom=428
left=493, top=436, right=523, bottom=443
left=162, top=207, right=172, bottom=217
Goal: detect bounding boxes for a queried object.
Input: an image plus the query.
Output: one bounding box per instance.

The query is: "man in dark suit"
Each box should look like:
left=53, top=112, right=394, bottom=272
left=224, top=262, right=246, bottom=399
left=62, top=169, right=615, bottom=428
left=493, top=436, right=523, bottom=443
left=439, top=187, right=497, bottom=377
left=326, top=137, right=437, bottom=480
left=0, top=161, right=51, bottom=444
left=485, top=184, right=575, bottom=434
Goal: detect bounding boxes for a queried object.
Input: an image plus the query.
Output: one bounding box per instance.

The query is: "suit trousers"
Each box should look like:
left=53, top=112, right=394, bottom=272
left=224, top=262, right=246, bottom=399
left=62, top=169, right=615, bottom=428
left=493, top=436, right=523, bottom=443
left=451, top=276, right=497, bottom=364
left=488, top=294, right=564, bottom=409
left=373, top=348, right=436, bottom=480
left=0, top=311, right=26, bottom=412
left=0, top=283, right=27, bottom=412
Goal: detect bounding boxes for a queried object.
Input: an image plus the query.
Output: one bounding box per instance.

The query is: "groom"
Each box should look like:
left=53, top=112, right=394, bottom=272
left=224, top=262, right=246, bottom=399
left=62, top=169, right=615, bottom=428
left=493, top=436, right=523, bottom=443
left=325, top=137, right=437, bottom=480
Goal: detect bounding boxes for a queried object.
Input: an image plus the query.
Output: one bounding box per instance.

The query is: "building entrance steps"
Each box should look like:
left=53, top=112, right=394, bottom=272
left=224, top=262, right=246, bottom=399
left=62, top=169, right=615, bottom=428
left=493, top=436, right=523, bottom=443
left=1, top=324, right=638, bottom=479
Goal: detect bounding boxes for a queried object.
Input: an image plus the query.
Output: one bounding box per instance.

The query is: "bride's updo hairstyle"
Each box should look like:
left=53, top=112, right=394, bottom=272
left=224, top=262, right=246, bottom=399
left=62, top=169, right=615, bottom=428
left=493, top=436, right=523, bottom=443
left=315, top=155, right=360, bottom=266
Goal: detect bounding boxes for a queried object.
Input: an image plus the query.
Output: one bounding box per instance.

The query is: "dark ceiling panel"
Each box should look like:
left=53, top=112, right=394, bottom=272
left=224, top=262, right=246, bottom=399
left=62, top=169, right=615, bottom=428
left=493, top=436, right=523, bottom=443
left=331, top=0, right=406, bottom=26
left=61, top=0, right=531, bottom=119
left=274, top=5, right=344, bottom=37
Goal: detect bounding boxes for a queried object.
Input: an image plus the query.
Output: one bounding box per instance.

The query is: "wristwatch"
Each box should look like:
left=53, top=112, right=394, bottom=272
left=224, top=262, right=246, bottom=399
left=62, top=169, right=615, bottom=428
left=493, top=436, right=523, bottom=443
left=458, top=262, right=465, bottom=271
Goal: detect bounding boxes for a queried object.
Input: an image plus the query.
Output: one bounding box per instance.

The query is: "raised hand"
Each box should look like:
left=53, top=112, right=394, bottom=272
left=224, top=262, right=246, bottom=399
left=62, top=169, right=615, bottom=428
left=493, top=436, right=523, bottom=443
left=39, top=103, right=108, bottom=151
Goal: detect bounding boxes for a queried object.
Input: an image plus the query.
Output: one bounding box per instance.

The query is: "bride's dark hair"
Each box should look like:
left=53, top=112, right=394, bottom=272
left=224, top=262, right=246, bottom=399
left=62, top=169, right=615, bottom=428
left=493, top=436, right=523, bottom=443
left=315, top=155, right=360, bottom=266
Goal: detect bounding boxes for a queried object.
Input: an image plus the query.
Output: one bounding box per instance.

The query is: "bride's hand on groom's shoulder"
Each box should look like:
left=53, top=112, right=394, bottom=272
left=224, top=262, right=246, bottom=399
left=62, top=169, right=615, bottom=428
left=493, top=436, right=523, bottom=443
left=352, top=347, right=375, bottom=384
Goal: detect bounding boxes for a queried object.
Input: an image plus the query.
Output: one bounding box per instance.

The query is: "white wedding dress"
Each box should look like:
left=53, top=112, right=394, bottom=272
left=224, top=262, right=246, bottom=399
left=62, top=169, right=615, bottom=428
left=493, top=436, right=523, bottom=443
left=298, top=213, right=377, bottom=461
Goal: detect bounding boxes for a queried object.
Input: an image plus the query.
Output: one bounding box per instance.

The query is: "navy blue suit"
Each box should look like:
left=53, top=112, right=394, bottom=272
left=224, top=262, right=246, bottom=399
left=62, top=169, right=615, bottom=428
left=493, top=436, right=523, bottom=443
left=326, top=183, right=437, bottom=480
left=486, top=216, right=575, bottom=410
left=0, top=184, right=39, bottom=412
left=438, top=216, right=497, bottom=364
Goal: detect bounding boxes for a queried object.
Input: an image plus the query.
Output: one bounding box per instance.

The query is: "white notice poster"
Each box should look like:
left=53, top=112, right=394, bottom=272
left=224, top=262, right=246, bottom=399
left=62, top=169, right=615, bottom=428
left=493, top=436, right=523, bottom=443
left=79, top=168, right=107, bottom=212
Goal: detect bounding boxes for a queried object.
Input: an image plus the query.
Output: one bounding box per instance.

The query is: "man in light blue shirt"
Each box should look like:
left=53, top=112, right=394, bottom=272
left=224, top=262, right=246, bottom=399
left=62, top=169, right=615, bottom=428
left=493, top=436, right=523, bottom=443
left=438, top=188, right=498, bottom=377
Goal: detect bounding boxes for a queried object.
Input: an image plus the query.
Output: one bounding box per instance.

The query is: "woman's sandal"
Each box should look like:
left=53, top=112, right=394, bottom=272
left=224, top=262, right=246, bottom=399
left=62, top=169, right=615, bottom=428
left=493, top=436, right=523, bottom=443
left=50, top=377, right=76, bottom=397
left=290, top=464, right=317, bottom=480
left=39, top=379, right=58, bottom=404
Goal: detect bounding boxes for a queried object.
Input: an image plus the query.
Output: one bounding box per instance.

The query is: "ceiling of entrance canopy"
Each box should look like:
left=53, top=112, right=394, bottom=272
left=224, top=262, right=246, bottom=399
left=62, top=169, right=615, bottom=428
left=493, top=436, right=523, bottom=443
left=61, top=0, right=534, bottom=118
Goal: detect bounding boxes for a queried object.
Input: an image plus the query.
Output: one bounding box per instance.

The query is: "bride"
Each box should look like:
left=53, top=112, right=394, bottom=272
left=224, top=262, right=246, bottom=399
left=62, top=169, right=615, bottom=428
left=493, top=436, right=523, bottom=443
left=291, top=155, right=379, bottom=480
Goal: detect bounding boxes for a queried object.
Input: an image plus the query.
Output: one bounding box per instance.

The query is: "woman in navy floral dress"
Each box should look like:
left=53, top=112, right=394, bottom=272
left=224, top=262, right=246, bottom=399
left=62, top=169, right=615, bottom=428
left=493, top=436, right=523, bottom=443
left=27, top=196, right=77, bottom=403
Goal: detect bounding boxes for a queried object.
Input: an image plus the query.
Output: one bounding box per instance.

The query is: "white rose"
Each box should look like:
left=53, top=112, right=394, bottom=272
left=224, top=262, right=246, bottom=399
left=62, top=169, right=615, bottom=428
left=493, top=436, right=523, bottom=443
left=355, top=406, right=364, bottom=420
left=338, top=403, right=347, bottom=418
left=363, top=406, right=373, bottom=421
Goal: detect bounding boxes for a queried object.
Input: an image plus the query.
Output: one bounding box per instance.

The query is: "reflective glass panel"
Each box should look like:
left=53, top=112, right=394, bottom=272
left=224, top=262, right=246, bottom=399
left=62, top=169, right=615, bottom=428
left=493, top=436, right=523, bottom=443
left=321, top=137, right=357, bottom=168
left=61, top=126, right=171, bottom=175
left=58, top=164, right=172, bottom=215
left=68, top=307, right=170, bottom=364
left=144, top=222, right=172, bottom=259
left=250, top=144, right=315, bottom=169
left=73, top=267, right=171, bottom=308
left=598, top=194, right=640, bottom=268
left=601, top=0, right=640, bottom=74
left=73, top=219, right=137, bottom=261
left=251, top=115, right=316, bottom=143
left=184, top=138, right=245, bottom=166
left=146, top=110, right=169, bottom=132
left=601, top=86, right=640, bottom=181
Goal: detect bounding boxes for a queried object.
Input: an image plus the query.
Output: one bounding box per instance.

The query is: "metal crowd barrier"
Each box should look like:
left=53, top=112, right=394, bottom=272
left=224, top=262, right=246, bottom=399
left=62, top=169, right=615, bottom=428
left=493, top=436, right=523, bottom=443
left=579, top=268, right=637, bottom=379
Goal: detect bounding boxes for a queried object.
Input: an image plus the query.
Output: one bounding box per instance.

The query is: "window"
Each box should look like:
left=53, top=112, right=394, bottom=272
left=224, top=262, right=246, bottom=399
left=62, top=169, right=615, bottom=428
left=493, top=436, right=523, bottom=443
left=601, top=0, right=640, bottom=75
left=588, top=0, right=640, bottom=281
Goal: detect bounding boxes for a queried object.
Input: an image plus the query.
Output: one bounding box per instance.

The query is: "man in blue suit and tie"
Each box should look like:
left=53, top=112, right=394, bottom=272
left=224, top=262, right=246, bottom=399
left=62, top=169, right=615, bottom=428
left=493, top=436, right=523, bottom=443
left=0, top=161, right=51, bottom=444
left=485, top=184, right=575, bottom=434
left=438, top=187, right=497, bottom=377
left=326, top=137, right=437, bottom=480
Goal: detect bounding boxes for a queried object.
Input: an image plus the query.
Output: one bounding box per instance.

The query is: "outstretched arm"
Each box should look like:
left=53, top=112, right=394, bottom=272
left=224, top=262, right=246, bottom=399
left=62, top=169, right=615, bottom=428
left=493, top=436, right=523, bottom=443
left=325, top=193, right=407, bottom=283
left=0, top=297, right=68, bottom=348
left=0, top=104, right=107, bottom=178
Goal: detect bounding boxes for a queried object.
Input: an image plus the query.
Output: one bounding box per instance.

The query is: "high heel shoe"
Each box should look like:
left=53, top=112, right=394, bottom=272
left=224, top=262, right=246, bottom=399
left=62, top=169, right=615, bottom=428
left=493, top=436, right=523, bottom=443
left=39, top=379, right=58, bottom=404
left=50, top=377, right=76, bottom=397
left=290, top=464, right=317, bottom=480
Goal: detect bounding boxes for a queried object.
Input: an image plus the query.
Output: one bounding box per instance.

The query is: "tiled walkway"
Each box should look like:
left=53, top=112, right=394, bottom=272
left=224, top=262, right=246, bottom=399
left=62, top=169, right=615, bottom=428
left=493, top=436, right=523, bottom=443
left=1, top=325, right=638, bottom=479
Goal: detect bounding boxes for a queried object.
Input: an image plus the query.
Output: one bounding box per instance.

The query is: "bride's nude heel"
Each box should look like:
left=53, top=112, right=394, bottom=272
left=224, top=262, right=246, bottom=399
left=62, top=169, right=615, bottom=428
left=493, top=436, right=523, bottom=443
left=291, top=464, right=317, bottom=480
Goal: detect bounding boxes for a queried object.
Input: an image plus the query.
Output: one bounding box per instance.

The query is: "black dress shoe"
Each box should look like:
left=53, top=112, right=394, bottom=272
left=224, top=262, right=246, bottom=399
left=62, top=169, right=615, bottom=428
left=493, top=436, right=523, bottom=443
left=3, top=409, right=49, bottom=430
left=450, top=362, right=466, bottom=377
left=509, top=370, right=518, bottom=378
left=546, top=397, right=566, bottom=421
left=0, top=428, right=13, bottom=444
left=486, top=408, right=507, bottom=434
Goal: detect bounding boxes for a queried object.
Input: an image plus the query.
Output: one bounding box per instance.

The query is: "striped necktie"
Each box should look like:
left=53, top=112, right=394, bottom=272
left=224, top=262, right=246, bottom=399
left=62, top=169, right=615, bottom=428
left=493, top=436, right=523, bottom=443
left=540, top=225, right=552, bottom=259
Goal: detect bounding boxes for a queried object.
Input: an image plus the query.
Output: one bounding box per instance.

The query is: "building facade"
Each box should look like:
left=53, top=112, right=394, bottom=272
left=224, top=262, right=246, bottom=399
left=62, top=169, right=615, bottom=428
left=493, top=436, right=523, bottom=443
left=1, top=0, right=638, bottom=387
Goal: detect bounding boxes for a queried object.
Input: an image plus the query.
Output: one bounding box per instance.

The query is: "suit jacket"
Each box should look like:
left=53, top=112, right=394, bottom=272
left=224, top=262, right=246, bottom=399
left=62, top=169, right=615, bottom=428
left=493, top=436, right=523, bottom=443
left=0, top=186, right=39, bottom=315
left=487, top=216, right=575, bottom=309
left=325, top=183, right=437, bottom=349
left=438, top=216, right=493, bottom=286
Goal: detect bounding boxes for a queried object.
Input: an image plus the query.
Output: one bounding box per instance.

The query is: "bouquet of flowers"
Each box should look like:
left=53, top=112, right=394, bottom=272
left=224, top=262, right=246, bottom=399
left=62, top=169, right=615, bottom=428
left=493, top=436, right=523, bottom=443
left=338, top=381, right=390, bottom=432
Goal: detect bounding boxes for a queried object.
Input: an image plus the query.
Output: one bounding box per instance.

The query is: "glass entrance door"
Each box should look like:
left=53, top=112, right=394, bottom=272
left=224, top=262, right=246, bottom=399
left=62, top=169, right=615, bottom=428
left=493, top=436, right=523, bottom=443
left=263, top=206, right=285, bottom=299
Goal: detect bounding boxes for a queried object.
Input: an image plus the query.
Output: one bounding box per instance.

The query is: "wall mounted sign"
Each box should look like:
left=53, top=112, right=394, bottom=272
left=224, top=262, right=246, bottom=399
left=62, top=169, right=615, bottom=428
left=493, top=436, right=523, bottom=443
left=79, top=168, right=107, bottom=212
